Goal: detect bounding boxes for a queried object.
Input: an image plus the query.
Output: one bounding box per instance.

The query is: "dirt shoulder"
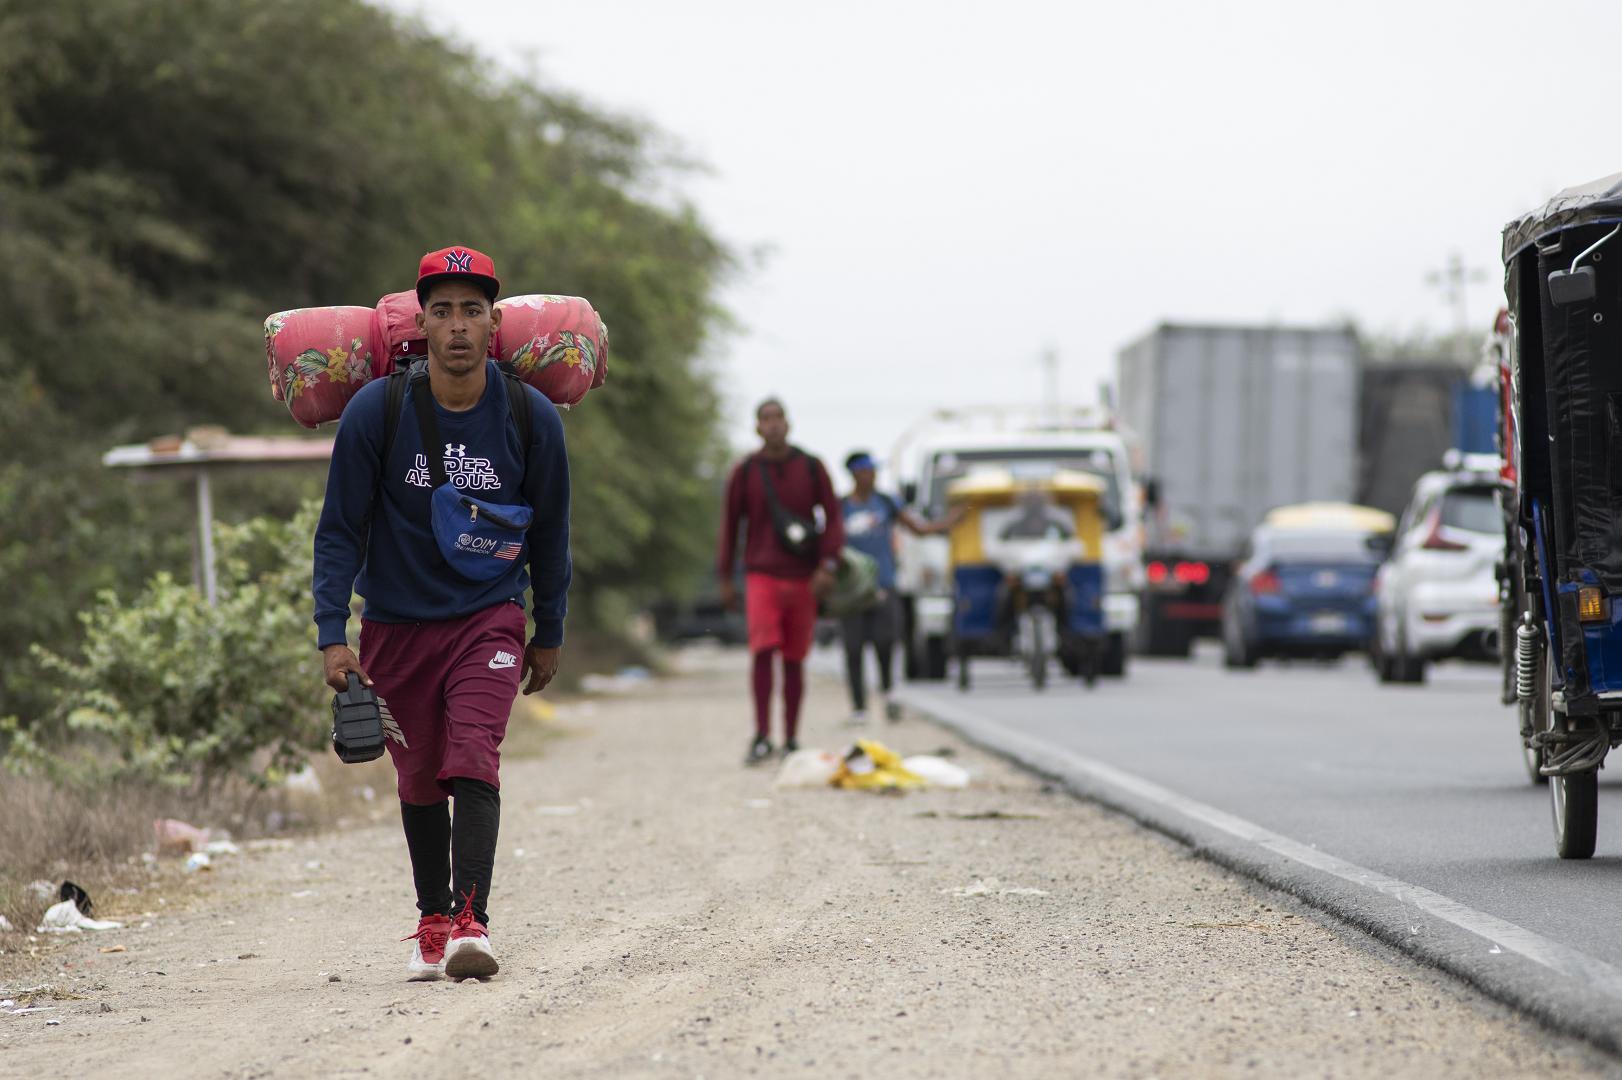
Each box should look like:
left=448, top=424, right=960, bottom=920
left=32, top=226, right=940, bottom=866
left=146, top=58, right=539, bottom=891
left=1, top=648, right=1616, bottom=1079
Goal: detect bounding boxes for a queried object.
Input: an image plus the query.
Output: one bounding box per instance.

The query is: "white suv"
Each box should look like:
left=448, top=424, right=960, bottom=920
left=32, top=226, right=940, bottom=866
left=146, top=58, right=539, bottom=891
left=1373, top=456, right=1504, bottom=684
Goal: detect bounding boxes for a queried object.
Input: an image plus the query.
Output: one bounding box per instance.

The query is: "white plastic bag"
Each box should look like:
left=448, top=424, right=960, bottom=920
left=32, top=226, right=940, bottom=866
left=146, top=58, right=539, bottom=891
left=902, top=755, right=971, bottom=789
left=37, top=900, right=122, bottom=933
left=774, top=749, right=841, bottom=789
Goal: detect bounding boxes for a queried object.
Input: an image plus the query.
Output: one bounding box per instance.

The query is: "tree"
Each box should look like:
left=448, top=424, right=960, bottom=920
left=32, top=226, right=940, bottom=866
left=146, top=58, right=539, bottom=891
left=0, top=0, right=732, bottom=729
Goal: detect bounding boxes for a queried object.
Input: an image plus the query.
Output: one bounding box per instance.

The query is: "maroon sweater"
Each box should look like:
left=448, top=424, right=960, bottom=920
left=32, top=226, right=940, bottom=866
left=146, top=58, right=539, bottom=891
left=718, top=449, right=845, bottom=580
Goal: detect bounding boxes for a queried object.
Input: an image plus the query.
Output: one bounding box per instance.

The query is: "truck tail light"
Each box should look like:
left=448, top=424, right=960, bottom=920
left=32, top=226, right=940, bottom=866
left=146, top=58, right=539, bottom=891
left=1174, top=561, right=1210, bottom=585
left=1146, top=561, right=1168, bottom=584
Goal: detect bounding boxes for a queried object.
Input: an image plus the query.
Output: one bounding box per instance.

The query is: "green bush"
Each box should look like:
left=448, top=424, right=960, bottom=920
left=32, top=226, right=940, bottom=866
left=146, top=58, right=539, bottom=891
left=4, top=501, right=328, bottom=793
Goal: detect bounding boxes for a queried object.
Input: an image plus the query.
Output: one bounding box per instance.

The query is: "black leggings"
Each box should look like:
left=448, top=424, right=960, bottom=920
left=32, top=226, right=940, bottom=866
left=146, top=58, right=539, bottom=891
left=841, top=593, right=898, bottom=712
left=399, top=776, right=501, bottom=927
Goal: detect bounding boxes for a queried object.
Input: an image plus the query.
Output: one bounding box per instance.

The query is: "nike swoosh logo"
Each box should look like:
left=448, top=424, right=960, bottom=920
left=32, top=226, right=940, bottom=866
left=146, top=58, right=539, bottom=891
left=488, top=659, right=517, bottom=670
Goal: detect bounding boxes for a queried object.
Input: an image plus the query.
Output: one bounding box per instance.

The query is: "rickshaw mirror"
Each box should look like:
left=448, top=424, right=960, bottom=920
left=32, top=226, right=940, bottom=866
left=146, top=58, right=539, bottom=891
left=1365, top=532, right=1395, bottom=558
left=1142, top=477, right=1163, bottom=509
left=900, top=481, right=918, bottom=506
left=1549, top=266, right=1598, bottom=306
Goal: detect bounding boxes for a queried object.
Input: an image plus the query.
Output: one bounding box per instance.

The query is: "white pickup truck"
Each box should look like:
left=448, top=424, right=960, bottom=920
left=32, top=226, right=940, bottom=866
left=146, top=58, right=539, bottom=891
left=891, top=413, right=1143, bottom=680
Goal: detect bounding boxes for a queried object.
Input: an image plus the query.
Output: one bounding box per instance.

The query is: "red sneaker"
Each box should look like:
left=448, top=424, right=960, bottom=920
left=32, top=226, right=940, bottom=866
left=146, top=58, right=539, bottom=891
left=443, top=888, right=498, bottom=981
left=403, top=913, right=451, bottom=981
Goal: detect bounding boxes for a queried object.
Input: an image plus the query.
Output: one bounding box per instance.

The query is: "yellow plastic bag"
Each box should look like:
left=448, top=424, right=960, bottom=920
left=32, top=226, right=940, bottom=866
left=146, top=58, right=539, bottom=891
left=831, top=739, right=926, bottom=792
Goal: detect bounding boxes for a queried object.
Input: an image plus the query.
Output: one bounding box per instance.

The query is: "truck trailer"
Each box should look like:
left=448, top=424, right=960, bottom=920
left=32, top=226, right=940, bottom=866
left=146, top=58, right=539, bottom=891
left=1116, top=324, right=1361, bottom=656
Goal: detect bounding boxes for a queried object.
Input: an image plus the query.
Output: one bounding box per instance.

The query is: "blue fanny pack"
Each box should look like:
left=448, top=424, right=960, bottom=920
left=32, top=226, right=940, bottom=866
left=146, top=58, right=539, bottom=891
left=410, top=364, right=533, bottom=582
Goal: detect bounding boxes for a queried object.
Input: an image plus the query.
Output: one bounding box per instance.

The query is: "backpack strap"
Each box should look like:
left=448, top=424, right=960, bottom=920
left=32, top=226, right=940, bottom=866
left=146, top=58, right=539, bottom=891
left=368, top=363, right=416, bottom=531
left=498, top=360, right=533, bottom=452
left=407, top=363, right=450, bottom=489
left=379, top=363, right=413, bottom=471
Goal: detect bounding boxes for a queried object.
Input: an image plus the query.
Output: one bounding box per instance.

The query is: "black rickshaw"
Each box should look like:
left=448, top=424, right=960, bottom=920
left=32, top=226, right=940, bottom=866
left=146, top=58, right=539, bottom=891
left=1502, top=172, right=1622, bottom=858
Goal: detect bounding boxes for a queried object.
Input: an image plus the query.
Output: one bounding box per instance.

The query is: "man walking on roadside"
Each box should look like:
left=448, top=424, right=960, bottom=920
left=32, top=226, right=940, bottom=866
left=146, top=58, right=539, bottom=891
left=718, top=399, right=843, bottom=764
left=313, top=246, right=571, bottom=982
left=838, top=450, right=955, bottom=725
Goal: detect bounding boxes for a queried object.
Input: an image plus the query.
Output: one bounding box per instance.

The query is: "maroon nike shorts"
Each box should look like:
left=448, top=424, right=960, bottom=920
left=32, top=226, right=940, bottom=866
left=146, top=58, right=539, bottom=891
left=359, top=601, right=526, bottom=805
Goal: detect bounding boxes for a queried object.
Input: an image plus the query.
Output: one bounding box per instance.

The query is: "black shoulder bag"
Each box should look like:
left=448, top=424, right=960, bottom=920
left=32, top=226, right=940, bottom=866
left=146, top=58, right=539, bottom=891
left=757, top=452, right=821, bottom=561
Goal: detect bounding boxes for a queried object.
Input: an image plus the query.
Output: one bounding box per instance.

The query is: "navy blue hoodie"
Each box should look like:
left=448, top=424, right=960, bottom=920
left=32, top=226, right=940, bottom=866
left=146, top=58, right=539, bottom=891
left=312, top=360, right=571, bottom=650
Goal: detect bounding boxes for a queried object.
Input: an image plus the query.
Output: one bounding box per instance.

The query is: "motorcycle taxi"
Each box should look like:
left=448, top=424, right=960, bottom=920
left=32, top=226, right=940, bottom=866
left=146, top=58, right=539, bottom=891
left=944, top=468, right=1108, bottom=691
left=1502, top=171, right=1622, bottom=858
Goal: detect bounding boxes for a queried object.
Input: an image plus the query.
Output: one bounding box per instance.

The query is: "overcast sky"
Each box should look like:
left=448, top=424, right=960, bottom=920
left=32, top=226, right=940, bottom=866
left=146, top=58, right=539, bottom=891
left=383, top=0, right=1621, bottom=474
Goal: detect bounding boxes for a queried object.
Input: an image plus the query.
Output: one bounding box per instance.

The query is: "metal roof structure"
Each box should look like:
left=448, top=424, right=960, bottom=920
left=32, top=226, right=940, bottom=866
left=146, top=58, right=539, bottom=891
left=104, top=430, right=334, bottom=604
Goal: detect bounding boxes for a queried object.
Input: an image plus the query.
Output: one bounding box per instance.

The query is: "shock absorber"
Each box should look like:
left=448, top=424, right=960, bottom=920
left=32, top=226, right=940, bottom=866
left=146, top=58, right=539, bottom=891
left=1516, top=615, right=1540, bottom=704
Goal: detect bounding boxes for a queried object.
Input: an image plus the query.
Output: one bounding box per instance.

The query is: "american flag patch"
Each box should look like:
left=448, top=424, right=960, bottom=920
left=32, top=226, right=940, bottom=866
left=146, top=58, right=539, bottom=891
left=495, top=541, right=523, bottom=561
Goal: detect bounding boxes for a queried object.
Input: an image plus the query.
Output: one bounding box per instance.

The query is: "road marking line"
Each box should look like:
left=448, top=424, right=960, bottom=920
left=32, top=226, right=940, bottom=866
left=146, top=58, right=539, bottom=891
left=898, top=689, right=1622, bottom=999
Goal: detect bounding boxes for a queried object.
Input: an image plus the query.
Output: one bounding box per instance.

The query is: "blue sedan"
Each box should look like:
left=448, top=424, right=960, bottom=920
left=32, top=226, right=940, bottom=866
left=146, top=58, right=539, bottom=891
left=1222, top=512, right=1392, bottom=668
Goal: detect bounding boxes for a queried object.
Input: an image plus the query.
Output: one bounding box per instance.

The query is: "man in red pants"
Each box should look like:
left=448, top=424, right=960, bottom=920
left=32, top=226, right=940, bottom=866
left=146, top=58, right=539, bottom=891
left=718, top=399, right=843, bottom=763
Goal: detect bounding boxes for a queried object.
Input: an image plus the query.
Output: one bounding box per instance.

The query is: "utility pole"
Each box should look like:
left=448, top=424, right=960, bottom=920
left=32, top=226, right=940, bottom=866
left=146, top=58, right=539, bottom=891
left=1426, top=251, right=1487, bottom=362
left=1039, top=346, right=1059, bottom=426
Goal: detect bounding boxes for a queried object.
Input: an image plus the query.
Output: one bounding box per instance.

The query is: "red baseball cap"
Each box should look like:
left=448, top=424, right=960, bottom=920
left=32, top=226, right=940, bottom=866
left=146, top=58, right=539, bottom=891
left=415, top=246, right=500, bottom=303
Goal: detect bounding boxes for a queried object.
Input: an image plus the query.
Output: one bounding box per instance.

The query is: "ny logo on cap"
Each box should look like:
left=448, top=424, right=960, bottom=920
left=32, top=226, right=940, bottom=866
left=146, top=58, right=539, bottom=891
left=443, top=250, right=473, bottom=273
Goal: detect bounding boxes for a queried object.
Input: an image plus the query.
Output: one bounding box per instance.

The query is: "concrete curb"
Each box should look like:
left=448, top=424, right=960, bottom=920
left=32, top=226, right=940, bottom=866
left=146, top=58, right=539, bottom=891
left=896, top=687, right=1622, bottom=1057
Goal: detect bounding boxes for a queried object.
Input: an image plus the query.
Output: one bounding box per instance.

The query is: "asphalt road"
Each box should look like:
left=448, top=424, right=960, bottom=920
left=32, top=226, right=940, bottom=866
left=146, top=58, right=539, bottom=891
left=895, top=645, right=1622, bottom=973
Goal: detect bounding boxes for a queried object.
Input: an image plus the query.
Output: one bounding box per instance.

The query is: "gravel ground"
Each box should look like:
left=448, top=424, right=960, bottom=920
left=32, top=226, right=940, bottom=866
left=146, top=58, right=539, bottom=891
left=1, top=646, right=1617, bottom=1079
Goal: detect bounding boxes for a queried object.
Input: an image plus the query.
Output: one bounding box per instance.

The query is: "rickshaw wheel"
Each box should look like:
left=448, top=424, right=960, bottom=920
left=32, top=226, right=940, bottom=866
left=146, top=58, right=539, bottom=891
left=1545, top=652, right=1598, bottom=859
left=1028, top=617, right=1047, bottom=691
left=1101, top=633, right=1127, bottom=678
left=1551, top=756, right=1598, bottom=860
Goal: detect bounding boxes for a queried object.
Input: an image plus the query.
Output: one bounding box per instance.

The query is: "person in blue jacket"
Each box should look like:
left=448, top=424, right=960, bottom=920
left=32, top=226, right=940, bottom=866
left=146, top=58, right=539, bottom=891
left=839, top=451, right=954, bottom=723
left=312, top=246, right=570, bottom=982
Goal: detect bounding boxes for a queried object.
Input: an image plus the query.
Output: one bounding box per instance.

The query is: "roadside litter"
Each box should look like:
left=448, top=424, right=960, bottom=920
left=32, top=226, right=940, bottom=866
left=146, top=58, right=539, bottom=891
left=833, top=740, right=925, bottom=791
left=27, top=880, right=103, bottom=929
left=153, top=819, right=209, bottom=855
left=153, top=819, right=240, bottom=859
left=38, top=900, right=122, bottom=933
left=941, top=877, right=1049, bottom=898
left=775, top=749, right=841, bottom=789
left=59, top=881, right=95, bottom=915
left=916, top=809, right=1042, bottom=821
left=774, top=740, right=974, bottom=792
left=0, top=915, right=13, bottom=932
left=184, top=852, right=212, bottom=874
left=283, top=766, right=324, bottom=796
left=900, top=755, right=970, bottom=789
left=580, top=665, right=653, bottom=695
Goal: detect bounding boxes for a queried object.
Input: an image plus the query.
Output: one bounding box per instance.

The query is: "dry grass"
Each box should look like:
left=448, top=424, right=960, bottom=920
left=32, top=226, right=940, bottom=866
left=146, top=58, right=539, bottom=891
left=0, top=660, right=596, bottom=965
left=0, top=775, right=168, bottom=930
left=0, top=758, right=395, bottom=959
left=0, top=710, right=569, bottom=938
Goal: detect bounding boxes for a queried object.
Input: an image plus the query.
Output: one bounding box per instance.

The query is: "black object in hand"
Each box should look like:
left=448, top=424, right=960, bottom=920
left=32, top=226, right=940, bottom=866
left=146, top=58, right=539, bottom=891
left=331, top=672, right=386, bottom=764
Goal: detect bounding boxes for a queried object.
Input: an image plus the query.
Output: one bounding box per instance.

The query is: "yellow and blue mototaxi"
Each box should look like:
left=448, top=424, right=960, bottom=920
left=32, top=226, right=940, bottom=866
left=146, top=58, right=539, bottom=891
left=945, top=468, right=1107, bottom=690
